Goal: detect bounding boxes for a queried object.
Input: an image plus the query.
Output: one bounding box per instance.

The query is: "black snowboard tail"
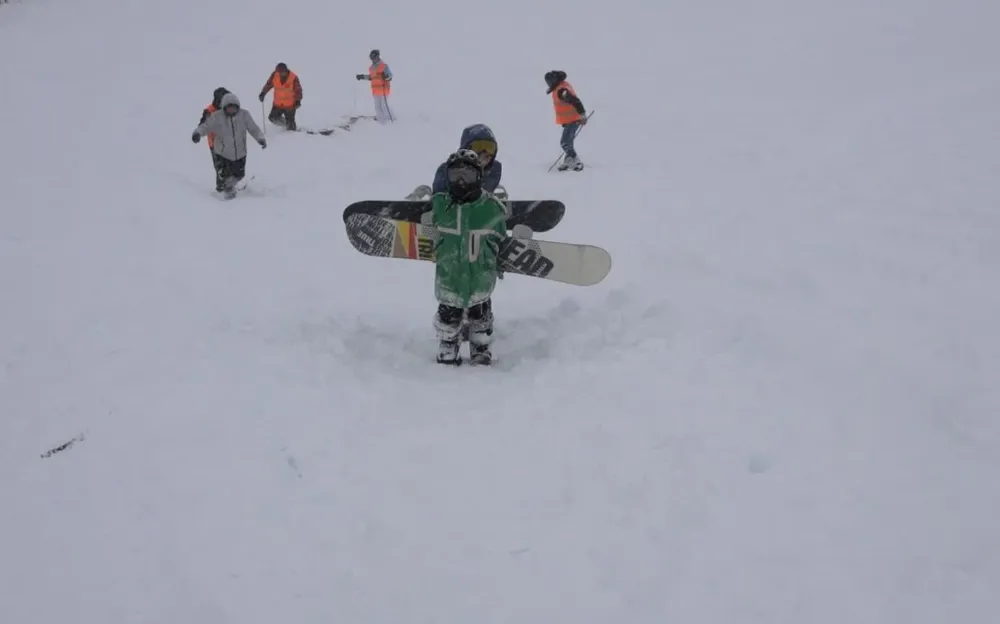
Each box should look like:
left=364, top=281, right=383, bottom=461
left=342, top=199, right=566, bottom=233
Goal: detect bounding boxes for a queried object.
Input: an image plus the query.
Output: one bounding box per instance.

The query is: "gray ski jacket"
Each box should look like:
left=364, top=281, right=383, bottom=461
left=194, top=93, right=265, bottom=161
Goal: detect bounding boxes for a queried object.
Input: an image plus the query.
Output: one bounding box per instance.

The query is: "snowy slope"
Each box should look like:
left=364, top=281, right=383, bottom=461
left=2, top=0, right=999, bottom=622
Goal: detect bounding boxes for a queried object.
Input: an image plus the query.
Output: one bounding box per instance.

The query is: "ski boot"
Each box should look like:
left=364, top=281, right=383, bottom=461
left=557, top=155, right=585, bottom=172
left=221, top=176, right=238, bottom=199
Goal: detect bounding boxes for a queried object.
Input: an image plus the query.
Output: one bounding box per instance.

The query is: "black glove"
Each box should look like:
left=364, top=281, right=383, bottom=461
left=258, top=92, right=266, bottom=102
left=355, top=74, right=367, bottom=80
left=191, top=132, right=200, bottom=143
left=294, top=101, right=301, bottom=109
left=258, top=139, right=267, bottom=149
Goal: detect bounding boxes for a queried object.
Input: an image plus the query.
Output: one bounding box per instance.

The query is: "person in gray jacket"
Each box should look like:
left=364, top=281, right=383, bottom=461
left=192, top=92, right=267, bottom=195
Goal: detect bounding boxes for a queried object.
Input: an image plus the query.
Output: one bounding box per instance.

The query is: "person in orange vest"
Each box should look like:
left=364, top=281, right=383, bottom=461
left=198, top=87, right=230, bottom=191
left=544, top=70, right=588, bottom=171
left=258, top=63, right=303, bottom=131
left=355, top=49, right=394, bottom=124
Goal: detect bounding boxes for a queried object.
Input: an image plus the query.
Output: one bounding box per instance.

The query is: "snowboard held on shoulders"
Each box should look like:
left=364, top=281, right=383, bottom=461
left=344, top=213, right=611, bottom=287
left=343, top=198, right=566, bottom=233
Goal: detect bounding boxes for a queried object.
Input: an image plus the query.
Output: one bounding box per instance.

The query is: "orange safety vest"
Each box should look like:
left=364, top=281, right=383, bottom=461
left=204, top=103, right=217, bottom=149
left=271, top=71, right=298, bottom=109
left=552, top=81, right=583, bottom=125
left=369, top=61, right=390, bottom=96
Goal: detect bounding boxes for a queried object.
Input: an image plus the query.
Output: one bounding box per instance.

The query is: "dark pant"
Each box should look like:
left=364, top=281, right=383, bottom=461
left=560, top=122, right=581, bottom=158
left=216, top=155, right=247, bottom=190
left=211, top=151, right=225, bottom=191
left=268, top=105, right=298, bottom=130
left=435, top=299, right=493, bottom=346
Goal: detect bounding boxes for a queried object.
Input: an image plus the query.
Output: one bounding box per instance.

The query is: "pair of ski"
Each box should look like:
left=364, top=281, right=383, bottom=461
left=272, top=115, right=375, bottom=136
left=342, top=196, right=611, bottom=287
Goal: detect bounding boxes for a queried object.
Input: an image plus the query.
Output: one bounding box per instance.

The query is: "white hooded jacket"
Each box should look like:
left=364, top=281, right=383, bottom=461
left=194, top=93, right=265, bottom=160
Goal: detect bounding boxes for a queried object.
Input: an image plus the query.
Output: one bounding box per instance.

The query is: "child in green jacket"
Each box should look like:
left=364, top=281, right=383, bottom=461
left=431, top=149, right=508, bottom=365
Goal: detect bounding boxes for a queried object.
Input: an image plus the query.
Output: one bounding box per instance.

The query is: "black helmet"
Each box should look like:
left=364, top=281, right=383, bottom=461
left=369, top=49, right=380, bottom=61
left=446, top=149, right=482, bottom=172
left=444, top=149, right=483, bottom=199
left=544, top=70, right=566, bottom=93
left=276, top=62, right=289, bottom=72
left=212, top=87, right=229, bottom=107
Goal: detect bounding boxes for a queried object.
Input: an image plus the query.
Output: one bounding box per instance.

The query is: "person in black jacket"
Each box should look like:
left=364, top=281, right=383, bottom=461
left=431, top=124, right=503, bottom=195
left=199, top=87, right=230, bottom=191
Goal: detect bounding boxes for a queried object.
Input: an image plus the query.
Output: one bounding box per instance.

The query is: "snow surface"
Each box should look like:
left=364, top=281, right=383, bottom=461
left=2, top=0, right=999, bottom=622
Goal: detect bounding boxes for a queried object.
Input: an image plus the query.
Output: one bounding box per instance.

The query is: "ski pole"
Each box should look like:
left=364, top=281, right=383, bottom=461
left=548, top=109, right=594, bottom=172
left=384, top=93, right=394, bottom=123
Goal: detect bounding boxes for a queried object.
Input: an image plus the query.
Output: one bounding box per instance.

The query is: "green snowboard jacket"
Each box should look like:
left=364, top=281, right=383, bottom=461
left=431, top=191, right=508, bottom=308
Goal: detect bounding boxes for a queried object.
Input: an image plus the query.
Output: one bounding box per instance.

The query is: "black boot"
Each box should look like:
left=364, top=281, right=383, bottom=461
left=468, top=326, right=493, bottom=366
left=469, top=342, right=492, bottom=366
left=437, top=340, right=461, bottom=365
left=434, top=304, right=464, bottom=365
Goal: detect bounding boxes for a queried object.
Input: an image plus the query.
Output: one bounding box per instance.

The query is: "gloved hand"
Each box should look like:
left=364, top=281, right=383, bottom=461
left=355, top=74, right=367, bottom=80
left=191, top=132, right=200, bottom=143
left=511, top=224, right=534, bottom=239
left=258, top=92, right=266, bottom=102
left=258, top=139, right=267, bottom=149
left=294, top=101, right=301, bottom=109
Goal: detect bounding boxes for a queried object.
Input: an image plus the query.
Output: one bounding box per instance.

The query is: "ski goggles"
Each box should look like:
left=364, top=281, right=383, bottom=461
left=447, top=165, right=480, bottom=185
left=468, top=139, right=497, bottom=157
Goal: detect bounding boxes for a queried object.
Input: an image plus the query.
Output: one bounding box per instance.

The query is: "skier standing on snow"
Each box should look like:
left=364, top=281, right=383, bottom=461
left=191, top=92, right=267, bottom=197
left=258, top=62, right=303, bottom=131
left=429, top=149, right=508, bottom=366
left=431, top=124, right=503, bottom=195
left=355, top=49, right=393, bottom=124
left=198, top=87, right=230, bottom=192
left=544, top=70, right=587, bottom=171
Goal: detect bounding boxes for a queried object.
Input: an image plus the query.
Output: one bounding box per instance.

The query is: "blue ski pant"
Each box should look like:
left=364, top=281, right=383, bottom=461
left=560, top=121, right=582, bottom=158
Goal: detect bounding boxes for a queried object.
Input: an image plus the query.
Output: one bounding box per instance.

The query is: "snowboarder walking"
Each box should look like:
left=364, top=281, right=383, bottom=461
left=544, top=70, right=587, bottom=171
left=430, top=149, right=508, bottom=365
left=258, top=63, right=303, bottom=131
left=191, top=92, right=266, bottom=198
left=355, top=49, right=394, bottom=124
left=431, top=124, right=503, bottom=195
left=198, top=86, right=230, bottom=192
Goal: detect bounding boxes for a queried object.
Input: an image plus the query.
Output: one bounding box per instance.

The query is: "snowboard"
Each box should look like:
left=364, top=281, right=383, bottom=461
left=343, top=198, right=565, bottom=233
left=344, top=213, right=611, bottom=287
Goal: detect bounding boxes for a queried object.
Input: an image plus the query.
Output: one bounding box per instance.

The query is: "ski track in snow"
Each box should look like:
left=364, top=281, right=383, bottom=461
left=2, top=0, right=999, bottom=622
